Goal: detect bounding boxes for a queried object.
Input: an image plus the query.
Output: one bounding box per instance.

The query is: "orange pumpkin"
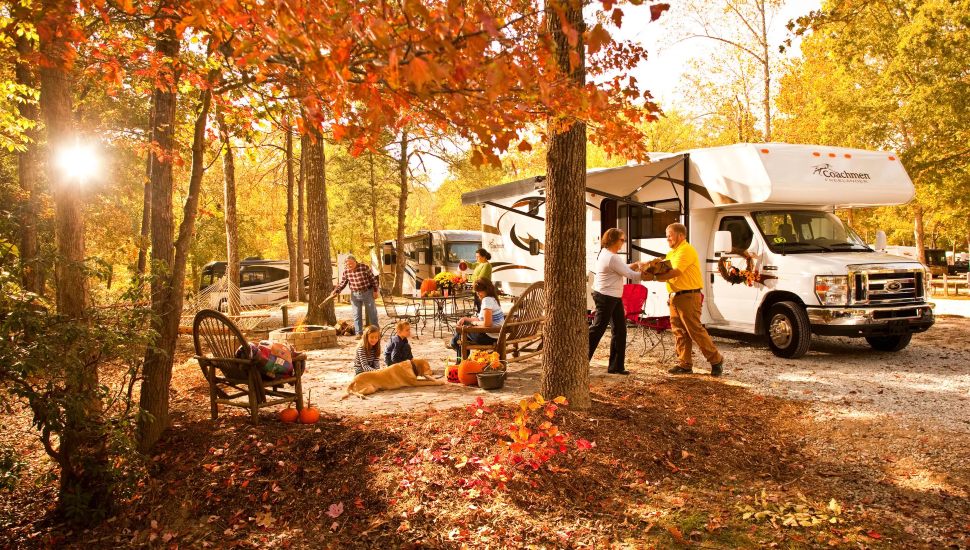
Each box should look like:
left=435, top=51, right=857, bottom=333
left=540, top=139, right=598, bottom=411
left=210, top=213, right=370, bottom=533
left=420, top=279, right=437, bottom=295
left=458, top=360, right=485, bottom=386
left=279, top=407, right=299, bottom=423
left=299, top=407, right=320, bottom=424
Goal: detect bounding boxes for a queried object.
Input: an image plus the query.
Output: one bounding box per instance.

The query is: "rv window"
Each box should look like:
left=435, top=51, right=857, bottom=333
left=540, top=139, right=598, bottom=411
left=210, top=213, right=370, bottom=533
left=446, top=242, right=480, bottom=263
left=265, top=267, right=288, bottom=283
left=200, top=273, right=213, bottom=290
left=618, top=199, right=680, bottom=239
left=717, top=217, right=754, bottom=250
left=241, top=269, right=267, bottom=286
left=433, top=245, right=444, bottom=264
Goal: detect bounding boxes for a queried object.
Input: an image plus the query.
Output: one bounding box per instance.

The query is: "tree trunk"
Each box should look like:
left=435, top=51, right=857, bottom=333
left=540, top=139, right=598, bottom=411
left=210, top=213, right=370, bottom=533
left=39, top=0, right=108, bottom=514
left=759, top=0, right=771, bottom=141
left=217, top=108, right=240, bottom=316
left=392, top=131, right=409, bottom=296
left=304, top=133, right=336, bottom=325
left=539, top=0, right=590, bottom=410
left=297, top=139, right=307, bottom=301
left=15, top=30, right=43, bottom=295
left=285, top=124, right=299, bottom=302
left=135, top=150, right=151, bottom=277
left=139, top=37, right=213, bottom=452
left=914, top=202, right=926, bottom=266
left=369, top=153, right=382, bottom=288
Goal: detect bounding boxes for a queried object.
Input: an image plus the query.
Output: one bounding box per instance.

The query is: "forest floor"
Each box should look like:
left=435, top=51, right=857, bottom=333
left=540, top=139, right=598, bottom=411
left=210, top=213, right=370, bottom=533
left=1, top=312, right=969, bottom=549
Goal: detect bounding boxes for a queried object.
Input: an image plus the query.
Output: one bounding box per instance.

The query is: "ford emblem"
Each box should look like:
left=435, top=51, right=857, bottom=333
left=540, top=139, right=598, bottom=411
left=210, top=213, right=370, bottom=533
left=886, top=281, right=903, bottom=292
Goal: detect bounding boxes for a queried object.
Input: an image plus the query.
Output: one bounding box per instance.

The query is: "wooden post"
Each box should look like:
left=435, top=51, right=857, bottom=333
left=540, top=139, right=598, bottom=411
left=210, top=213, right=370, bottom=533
left=943, top=272, right=948, bottom=297
left=282, top=304, right=289, bottom=327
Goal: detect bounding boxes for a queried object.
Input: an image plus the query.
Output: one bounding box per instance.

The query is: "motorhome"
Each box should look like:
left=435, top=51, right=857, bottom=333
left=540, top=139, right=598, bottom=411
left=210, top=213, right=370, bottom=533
left=200, top=259, right=306, bottom=311
left=375, top=230, right=482, bottom=294
left=462, top=143, right=934, bottom=358
left=882, top=246, right=949, bottom=277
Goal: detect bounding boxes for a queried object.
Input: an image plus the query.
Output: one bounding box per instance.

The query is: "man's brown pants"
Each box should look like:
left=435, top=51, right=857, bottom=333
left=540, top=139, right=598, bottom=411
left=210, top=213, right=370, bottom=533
left=669, top=293, right=723, bottom=369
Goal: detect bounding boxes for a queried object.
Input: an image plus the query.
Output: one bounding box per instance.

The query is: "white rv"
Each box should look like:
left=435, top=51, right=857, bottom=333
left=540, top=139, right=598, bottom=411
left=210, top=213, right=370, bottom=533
left=462, top=143, right=934, bottom=358
left=375, top=230, right=482, bottom=294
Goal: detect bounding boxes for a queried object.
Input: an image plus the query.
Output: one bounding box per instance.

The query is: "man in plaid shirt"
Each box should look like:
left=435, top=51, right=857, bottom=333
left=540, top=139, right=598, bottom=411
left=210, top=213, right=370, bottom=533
left=329, top=255, right=380, bottom=335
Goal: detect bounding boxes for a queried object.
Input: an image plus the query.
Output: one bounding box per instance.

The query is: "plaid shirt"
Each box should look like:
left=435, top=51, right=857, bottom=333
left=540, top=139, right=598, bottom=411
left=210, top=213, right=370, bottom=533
left=334, top=263, right=379, bottom=294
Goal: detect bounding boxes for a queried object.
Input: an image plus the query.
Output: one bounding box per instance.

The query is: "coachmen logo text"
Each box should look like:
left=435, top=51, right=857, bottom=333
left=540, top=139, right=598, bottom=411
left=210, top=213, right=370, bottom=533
left=812, top=162, right=872, bottom=183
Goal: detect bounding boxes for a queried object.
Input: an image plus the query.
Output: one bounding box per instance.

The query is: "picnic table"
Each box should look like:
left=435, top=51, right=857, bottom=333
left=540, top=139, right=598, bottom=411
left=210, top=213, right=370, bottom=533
left=410, top=292, right=475, bottom=338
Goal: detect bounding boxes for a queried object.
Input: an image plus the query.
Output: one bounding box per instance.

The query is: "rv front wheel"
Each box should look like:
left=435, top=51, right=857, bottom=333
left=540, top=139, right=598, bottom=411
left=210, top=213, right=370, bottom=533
left=766, top=302, right=811, bottom=359
left=865, top=334, right=912, bottom=352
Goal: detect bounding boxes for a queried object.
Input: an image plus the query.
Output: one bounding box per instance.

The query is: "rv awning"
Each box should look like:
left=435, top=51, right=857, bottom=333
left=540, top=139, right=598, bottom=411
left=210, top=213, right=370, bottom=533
left=461, top=176, right=545, bottom=206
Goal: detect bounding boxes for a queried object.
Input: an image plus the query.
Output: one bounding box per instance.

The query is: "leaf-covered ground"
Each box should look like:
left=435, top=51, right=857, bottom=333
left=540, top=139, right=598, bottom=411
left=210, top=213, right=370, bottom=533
left=2, top=336, right=969, bottom=549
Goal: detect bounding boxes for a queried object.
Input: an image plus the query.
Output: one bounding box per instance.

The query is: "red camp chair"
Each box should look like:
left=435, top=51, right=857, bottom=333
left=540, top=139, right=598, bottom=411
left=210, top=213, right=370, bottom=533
left=621, top=283, right=673, bottom=362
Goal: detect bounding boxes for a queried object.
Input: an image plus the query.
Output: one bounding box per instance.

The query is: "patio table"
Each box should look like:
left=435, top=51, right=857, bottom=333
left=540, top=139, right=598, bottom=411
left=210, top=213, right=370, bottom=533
left=410, top=292, right=475, bottom=338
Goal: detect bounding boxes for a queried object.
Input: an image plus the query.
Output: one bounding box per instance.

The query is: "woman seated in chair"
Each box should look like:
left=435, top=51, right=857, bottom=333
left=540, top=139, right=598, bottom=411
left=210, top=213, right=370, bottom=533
left=451, top=279, right=504, bottom=360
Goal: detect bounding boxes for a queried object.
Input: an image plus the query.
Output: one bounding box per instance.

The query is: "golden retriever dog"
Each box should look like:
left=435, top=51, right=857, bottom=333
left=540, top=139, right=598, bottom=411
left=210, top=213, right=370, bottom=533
left=341, top=358, right=444, bottom=399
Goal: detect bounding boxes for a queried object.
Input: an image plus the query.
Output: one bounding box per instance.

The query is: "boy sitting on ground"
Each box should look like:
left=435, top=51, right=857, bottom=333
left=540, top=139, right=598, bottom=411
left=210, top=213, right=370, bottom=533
left=384, top=320, right=414, bottom=366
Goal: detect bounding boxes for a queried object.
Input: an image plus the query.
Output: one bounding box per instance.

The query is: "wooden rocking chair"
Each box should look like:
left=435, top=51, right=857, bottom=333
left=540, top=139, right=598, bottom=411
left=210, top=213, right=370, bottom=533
left=193, top=309, right=305, bottom=422
left=459, top=281, right=546, bottom=365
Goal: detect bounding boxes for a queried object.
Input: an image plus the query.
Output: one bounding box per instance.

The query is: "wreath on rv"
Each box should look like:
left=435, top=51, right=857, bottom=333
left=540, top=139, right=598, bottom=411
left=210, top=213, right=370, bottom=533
left=718, top=249, right=777, bottom=287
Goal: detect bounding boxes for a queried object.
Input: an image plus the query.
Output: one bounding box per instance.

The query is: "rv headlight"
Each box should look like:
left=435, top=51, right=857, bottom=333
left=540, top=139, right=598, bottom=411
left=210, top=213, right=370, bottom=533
left=815, top=275, right=849, bottom=306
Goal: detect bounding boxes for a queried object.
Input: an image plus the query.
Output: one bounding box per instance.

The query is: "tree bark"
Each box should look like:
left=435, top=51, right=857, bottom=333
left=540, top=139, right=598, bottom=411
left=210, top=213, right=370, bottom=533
left=369, top=153, right=382, bottom=288
left=392, top=131, right=409, bottom=296
left=759, top=0, right=771, bottom=141
left=285, top=124, right=299, bottom=302
left=39, top=0, right=107, bottom=513
left=914, top=202, right=926, bottom=266
left=15, top=29, right=43, bottom=295
left=136, top=111, right=152, bottom=277
left=297, top=139, right=307, bottom=301
left=539, top=0, right=591, bottom=410
left=139, top=35, right=213, bottom=452
left=217, top=108, right=240, bottom=316
left=304, top=132, right=336, bottom=325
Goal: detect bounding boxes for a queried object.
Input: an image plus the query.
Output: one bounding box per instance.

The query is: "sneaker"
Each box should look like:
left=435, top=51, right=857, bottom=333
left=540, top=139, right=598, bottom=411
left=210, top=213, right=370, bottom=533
left=667, top=365, right=692, bottom=375
left=711, top=362, right=723, bottom=377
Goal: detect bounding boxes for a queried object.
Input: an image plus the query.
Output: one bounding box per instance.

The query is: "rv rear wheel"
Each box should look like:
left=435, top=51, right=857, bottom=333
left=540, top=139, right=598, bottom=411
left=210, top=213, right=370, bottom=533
left=865, top=334, right=912, bottom=352
left=765, top=301, right=811, bottom=359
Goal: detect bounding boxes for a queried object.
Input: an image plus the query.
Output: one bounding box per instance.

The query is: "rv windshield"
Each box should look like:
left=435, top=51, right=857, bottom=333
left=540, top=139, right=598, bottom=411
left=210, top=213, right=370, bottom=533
left=752, top=211, right=871, bottom=254
left=446, top=242, right=481, bottom=263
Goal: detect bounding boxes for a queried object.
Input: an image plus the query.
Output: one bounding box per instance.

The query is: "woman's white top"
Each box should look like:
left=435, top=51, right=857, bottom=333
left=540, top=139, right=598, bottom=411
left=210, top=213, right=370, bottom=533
left=478, top=296, right=505, bottom=336
left=592, top=248, right=641, bottom=298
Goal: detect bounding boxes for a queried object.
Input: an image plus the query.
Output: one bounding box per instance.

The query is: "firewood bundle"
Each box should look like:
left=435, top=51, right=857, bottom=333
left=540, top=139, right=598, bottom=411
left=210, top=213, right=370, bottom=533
left=335, top=320, right=356, bottom=336
left=639, top=258, right=672, bottom=280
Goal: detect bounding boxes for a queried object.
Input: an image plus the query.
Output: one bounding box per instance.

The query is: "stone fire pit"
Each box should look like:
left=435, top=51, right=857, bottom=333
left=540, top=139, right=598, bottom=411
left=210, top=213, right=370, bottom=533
left=268, top=325, right=337, bottom=350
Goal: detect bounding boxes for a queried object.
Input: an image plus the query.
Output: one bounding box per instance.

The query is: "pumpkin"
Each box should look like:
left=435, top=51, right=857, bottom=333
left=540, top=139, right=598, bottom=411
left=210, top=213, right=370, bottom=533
left=299, top=390, right=320, bottom=424
left=420, top=279, right=437, bottom=296
left=458, top=360, right=485, bottom=386
left=279, top=407, right=299, bottom=423
left=299, top=407, right=320, bottom=424
left=446, top=363, right=461, bottom=383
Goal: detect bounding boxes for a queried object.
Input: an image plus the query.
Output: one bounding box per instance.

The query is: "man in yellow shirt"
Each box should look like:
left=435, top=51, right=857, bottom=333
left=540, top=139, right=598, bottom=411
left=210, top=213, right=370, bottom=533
left=645, top=223, right=724, bottom=376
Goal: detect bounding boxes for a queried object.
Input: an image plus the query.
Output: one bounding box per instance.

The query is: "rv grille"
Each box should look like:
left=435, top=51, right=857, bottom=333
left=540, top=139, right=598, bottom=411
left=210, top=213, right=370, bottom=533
left=851, top=269, right=923, bottom=305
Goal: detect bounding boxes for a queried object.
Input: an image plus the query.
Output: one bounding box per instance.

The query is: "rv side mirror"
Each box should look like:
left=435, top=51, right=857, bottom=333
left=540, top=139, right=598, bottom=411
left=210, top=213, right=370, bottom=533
left=714, top=231, right=733, bottom=255
left=875, top=230, right=887, bottom=252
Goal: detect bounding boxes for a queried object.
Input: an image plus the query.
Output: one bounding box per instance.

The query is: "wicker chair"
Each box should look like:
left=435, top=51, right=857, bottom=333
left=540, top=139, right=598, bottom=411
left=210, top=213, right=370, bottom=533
left=379, top=293, right=420, bottom=339
left=459, top=281, right=546, bottom=365
left=193, top=309, right=305, bottom=422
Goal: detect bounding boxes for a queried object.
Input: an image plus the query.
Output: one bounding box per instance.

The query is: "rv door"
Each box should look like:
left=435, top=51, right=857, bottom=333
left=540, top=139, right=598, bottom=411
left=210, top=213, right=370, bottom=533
left=706, top=215, right=762, bottom=328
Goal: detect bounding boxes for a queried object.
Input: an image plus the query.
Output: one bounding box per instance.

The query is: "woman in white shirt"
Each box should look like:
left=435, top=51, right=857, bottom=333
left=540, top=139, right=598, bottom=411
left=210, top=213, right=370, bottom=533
left=452, top=279, right=505, bottom=360
left=589, top=228, right=641, bottom=374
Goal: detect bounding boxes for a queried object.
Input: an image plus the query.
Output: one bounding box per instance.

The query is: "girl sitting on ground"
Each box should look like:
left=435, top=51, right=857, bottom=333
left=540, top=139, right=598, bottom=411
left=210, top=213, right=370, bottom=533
left=384, top=320, right=414, bottom=365
left=353, top=325, right=382, bottom=375
left=451, top=279, right=504, bottom=360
